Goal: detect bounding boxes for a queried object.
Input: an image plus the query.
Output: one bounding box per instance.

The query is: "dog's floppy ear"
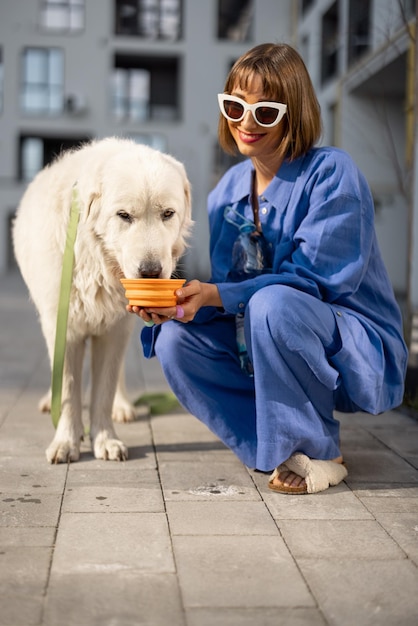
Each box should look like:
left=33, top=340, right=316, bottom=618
left=75, top=174, right=102, bottom=222
left=85, top=192, right=101, bottom=221
left=73, top=142, right=105, bottom=222
left=183, top=176, right=192, bottom=224
left=179, top=166, right=193, bottom=245
left=170, top=157, right=192, bottom=229
left=162, top=152, right=193, bottom=240
left=175, top=165, right=194, bottom=257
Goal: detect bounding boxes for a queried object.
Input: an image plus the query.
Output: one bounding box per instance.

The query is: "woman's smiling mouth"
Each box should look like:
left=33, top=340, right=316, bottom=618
left=238, top=130, right=265, bottom=143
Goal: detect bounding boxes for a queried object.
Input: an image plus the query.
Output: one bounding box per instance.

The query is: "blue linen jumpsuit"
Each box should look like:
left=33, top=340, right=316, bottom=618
left=141, top=147, right=408, bottom=472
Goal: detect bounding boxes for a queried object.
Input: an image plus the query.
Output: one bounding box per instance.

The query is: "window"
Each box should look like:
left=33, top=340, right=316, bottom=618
left=300, top=0, right=314, bottom=14
left=300, top=35, right=310, bottom=69
left=0, top=48, right=3, bottom=114
left=400, top=0, right=415, bottom=21
left=348, top=0, right=371, bottom=66
left=19, top=135, right=90, bottom=180
left=212, top=142, right=245, bottom=187
left=21, top=48, right=64, bottom=115
left=40, top=0, right=85, bottom=32
left=327, top=102, right=338, bottom=146
left=128, top=133, right=167, bottom=152
left=112, top=55, right=179, bottom=122
left=115, top=0, right=182, bottom=39
left=321, top=2, right=339, bottom=84
left=217, top=0, right=253, bottom=42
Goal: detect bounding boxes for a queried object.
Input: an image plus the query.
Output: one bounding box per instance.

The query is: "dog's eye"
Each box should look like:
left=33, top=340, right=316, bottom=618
left=117, top=211, right=133, bottom=223
left=162, top=209, right=175, bottom=221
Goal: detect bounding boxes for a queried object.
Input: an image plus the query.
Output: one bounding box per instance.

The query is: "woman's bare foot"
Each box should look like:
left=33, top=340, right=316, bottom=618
left=271, top=456, right=344, bottom=492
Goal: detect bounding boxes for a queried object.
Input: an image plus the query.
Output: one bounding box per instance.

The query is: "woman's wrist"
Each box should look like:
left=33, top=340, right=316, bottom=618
left=201, top=282, right=222, bottom=308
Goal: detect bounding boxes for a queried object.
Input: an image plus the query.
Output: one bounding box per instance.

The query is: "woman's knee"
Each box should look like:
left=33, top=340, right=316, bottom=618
left=247, top=285, right=338, bottom=353
left=248, top=285, right=305, bottom=325
left=155, top=321, right=190, bottom=367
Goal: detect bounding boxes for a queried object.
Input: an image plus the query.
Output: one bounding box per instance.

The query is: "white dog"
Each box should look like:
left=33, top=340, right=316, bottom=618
left=13, top=137, right=192, bottom=463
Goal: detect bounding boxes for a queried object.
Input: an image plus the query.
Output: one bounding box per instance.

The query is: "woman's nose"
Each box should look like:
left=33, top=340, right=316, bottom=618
left=241, top=110, right=257, bottom=127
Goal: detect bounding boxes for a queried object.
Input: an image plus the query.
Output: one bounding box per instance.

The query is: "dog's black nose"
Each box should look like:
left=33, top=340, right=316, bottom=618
left=138, top=262, right=163, bottom=278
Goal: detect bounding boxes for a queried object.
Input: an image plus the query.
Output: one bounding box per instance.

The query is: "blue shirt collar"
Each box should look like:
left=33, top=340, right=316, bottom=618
left=228, top=155, right=309, bottom=209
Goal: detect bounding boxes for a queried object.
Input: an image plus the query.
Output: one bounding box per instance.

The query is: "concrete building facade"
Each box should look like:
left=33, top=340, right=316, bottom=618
left=296, top=0, right=416, bottom=346
left=1, top=0, right=417, bottom=353
left=0, top=0, right=292, bottom=279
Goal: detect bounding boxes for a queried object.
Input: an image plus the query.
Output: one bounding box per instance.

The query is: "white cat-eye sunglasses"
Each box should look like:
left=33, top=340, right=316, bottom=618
left=218, top=93, right=287, bottom=128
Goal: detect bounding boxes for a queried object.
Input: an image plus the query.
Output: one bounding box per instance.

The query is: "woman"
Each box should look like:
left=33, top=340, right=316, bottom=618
left=129, top=43, right=408, bottom=494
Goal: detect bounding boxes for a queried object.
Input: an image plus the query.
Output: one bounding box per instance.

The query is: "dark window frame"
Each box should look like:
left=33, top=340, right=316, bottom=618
left=321, top=1, right=339, bottom=85
left=112, top=53, right=180, bottom=122
left=217, top=0, right=253, bottom=42
left=20, top=47, right=64, bottom=115
left=18, top=134, right=90, bottom=181
left=39, top=0, right=85, bottom=32
left=114, top=0, right=183, bottom=40
left=348, top=0, right=371, bottom=66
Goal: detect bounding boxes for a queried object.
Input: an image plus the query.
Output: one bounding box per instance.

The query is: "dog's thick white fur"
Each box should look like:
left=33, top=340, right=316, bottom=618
left=13, top=137, right=192, bottom=463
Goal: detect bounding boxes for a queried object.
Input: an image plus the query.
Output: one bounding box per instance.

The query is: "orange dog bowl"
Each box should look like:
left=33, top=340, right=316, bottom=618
left=121, top=278, right=185, bottom=307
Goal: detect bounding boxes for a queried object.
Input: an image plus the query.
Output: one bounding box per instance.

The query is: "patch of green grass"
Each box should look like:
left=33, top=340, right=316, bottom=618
left=134, top=392, right=181, bottom=415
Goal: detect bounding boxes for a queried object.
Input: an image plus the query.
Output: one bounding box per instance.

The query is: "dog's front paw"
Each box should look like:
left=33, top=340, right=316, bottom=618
left=46, top=437, right=81, bottom=464
left=112, top=399, right=149, bottom=423
left=92, top=431, right=128, bottom=461
left=112, top=392, right=149, bottom=423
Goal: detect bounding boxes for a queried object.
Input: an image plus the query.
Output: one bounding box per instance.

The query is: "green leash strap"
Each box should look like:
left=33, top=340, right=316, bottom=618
left=50, top=186, right=81, bottom=428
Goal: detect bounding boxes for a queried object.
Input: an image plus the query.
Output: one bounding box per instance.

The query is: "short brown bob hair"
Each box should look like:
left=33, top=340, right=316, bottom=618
left=218, top=43, right=322, bottom=161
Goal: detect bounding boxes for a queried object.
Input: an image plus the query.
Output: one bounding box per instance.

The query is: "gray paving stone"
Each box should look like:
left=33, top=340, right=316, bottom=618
left=340, top=410, right=416, bottom=428
left=0, top=455, right=67, bottom=494
left=52, top=512, right=175, bottom=575
left=157, top=443, right=234, bottom=463
left=298, top=558, right=418, bottom=626
left=338, top=424, right=391, bottom=452
left=151, top=413, right=233, bottom=462
left=44, top=572, right=185, bottom=626
left=159, top=460, right=260, bottom=501
left=361, top=424, right=418, bottom=469
left=63, top=484, right=164, bottom=514
left=0, top=594, right=44, bottom=626
left=105, top=416, right=154, bottom=445
left=65, top=466, right=159, bottom=487
left=0, top=545, right=52, bottom=594
left=350, top=484, right=418, bottom=497
left=185, top=607, right=327, bottom=626
left=167, top=501, right=279, bottom=535
left=0, top=492, right=62, bottom=527
left=359, top=495, right=418, bottom=514
left=152, top=413, right=210, bottom=436
left=367, top=421, right=418, bottom=443
left=250, top=472, right=374, bottom=520
left=374, top=513, right=418, bottom=565
left=0, top=419, right=53, bottom=457
left=0, top=525, right=55, bottom=546
left=344, top=449, right=418, bottom=484
left=404, top=454, right=418, bottom=469
left=278, top=519, right=405, bottom=559
left=3, top=275, right=418, bottom=624
left=173, top=535, right=315, bottom=608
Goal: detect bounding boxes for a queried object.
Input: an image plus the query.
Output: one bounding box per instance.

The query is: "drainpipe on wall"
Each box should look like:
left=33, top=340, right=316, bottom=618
left=405, top=18, right=417, bottom=362
left=405, top=22, right=414, bottom=351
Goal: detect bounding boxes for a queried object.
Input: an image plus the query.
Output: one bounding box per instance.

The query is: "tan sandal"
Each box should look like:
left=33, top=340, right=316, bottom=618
left=268, top=453, right=348, bottom=495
